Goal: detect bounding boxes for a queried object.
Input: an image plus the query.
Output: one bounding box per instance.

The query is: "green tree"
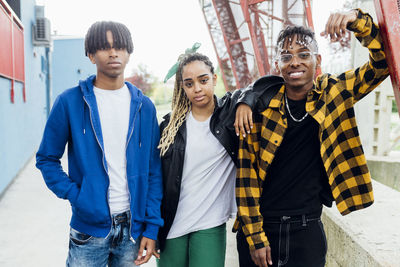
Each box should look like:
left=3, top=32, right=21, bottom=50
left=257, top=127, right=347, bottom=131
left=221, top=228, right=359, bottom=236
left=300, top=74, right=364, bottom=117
left=125, top=64, right=155, bottom=96
left=150, top=80, right=174, bottom=106
left=214, top=66, right=229, bottom=98
left=393, top=100, right=399, bottom=113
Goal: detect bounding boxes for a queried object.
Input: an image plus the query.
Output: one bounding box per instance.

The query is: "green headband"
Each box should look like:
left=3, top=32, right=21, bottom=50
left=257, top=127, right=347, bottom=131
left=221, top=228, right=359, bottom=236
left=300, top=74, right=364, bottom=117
left=163, top=42, right=201, bottom=83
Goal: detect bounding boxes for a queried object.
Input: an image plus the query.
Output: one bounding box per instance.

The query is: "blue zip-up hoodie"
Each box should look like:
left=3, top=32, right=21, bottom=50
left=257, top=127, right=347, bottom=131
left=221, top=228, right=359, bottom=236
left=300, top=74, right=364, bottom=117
left=36, top=75, right=163, bottom=241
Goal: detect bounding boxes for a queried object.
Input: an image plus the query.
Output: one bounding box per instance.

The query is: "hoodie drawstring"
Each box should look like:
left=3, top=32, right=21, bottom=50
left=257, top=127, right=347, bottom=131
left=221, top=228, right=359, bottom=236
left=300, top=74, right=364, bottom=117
left=139, top=106, right=142, bottom=148
left=83, top=101, right=87, bottom=135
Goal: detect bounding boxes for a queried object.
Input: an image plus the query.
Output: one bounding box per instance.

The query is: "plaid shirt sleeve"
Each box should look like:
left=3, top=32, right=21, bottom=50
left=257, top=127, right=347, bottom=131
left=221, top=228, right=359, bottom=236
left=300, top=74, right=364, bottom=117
left=236, top=118, right=269, bottom=251
left=329, top=9, right=389, bottom=102
left=312, top=9, right=388, bottom=216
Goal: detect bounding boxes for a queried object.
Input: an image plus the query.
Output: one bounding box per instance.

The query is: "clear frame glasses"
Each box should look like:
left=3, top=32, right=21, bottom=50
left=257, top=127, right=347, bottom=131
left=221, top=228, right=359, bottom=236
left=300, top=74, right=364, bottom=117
left=277, top=51, right=317, bottom=64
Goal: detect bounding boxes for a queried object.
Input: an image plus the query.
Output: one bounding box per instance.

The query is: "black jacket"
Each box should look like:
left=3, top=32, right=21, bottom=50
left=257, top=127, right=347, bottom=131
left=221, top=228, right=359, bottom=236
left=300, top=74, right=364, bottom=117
left=157, top=75, right=284, bottom=250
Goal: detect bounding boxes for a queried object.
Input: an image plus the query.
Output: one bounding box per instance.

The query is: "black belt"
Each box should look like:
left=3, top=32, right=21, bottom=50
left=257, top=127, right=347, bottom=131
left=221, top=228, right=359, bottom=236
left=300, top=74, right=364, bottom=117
left=112, top=210, right=130, bottom=225
left=263, top=209, right=322, bottom=226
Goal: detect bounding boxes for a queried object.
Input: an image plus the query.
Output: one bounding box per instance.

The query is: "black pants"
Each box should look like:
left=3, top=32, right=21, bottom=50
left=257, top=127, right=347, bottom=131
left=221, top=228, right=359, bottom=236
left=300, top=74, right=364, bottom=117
left=236, top=211, right=327, bottom=267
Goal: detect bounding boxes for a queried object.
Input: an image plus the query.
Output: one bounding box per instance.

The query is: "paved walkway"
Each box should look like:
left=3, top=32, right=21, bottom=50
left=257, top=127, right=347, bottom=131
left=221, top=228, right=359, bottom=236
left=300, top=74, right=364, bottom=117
left=0, top=155, right=239, bottom=267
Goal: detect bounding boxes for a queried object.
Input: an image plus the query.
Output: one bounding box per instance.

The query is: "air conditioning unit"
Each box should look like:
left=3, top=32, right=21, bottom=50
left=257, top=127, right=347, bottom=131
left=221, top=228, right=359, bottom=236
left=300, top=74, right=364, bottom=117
left=32, top=6, right=51, bottom=46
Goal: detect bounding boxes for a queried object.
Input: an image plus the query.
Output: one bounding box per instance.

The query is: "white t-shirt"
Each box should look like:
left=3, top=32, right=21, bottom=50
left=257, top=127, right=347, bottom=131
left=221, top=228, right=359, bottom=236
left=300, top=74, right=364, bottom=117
left=167, top=112, right=237, bottom=239
left=94, top=84, right=131, bottom=215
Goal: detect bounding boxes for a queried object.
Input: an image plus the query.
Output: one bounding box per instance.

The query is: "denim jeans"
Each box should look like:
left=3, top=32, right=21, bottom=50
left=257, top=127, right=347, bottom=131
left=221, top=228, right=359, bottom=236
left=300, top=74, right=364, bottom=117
left=237, top=210, right=327, bottom=267
left=66, top=211, right=141, bottom=267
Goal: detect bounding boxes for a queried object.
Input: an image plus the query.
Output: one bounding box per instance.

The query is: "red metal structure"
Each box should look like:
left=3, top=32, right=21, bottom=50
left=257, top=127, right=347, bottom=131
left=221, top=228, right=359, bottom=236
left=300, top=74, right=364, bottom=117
left=0, top=0, right=25, bottom=103
left=374, top=0, right=400, bottom=116
left=199, top=0, right=314, bottom=90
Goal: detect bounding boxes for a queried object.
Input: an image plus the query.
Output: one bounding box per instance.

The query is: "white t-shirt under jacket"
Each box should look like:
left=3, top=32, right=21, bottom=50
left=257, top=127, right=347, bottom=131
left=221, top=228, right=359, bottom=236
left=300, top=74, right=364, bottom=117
left=167, top=111, right=237, bottom=239
left=94, top=84, right=131, bottom=215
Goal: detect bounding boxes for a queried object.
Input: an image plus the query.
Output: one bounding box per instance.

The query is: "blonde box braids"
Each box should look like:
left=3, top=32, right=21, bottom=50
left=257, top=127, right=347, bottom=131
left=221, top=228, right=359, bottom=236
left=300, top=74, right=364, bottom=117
left=158, top=52, right=215, bottom=156
left=158, top=77, right=191, bottom=156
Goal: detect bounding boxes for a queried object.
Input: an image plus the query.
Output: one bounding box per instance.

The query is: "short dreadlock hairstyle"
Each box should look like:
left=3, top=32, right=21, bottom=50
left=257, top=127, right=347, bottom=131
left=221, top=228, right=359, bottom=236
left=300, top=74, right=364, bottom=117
left=84, top=21, right=134, bottom=56
left=275, top=25, right=318, bottom=54
left=158, top=53, right=215, bottom=156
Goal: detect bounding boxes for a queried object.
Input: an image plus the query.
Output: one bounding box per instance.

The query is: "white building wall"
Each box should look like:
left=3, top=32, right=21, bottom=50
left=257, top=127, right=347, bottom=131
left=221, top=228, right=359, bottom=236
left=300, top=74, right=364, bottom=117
left=352, top=0, right=393, bottom=156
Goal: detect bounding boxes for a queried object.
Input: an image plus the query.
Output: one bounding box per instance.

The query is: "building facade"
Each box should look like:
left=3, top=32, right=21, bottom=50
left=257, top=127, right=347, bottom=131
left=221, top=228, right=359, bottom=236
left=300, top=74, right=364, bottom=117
left=51, top=36, right=95, bottom=105
left=0, top=0, right=95, bottom=195
left=0, top=0, right=49, bottom=194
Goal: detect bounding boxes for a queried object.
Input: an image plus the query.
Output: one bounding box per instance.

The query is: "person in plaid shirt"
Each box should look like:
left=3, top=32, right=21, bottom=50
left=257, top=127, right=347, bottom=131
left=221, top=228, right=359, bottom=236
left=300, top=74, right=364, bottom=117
left=235, top=9, right=389, bottom=267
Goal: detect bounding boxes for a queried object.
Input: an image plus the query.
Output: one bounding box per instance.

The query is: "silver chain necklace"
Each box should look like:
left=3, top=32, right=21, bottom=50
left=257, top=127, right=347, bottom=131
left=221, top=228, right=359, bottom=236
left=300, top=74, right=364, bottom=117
left=285, top=93, right=308, bottom=122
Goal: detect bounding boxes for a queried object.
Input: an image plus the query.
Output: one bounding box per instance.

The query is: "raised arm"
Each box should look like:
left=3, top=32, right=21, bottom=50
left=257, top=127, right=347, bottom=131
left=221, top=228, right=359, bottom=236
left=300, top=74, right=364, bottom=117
left=319, top=9, right=389, bottom=102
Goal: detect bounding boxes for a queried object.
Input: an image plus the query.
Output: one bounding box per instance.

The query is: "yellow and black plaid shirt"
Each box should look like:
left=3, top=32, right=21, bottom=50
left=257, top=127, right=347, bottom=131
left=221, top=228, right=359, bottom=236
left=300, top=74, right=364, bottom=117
left=236, top=9, right=389, bottom=250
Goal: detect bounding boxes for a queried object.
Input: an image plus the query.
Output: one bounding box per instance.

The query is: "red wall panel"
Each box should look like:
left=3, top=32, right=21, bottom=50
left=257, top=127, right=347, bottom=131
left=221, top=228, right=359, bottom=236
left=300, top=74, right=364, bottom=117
left=0, top=0, right=25, bottom=103
left=13, top=21, right=24, bottom=82
left=374, top=0, right=400, bottom=115
left=0, top=4, right=13, bottom=79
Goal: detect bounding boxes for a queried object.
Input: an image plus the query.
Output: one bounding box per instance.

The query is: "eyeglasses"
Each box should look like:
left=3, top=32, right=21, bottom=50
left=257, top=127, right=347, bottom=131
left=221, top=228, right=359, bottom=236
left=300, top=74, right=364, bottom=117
left=276, top=51, right=317, bottom=64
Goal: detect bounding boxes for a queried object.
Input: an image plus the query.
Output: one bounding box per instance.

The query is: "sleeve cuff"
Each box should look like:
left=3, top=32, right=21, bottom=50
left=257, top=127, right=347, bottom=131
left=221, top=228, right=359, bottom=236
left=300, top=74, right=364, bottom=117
left=142, top=223, right=160, bottom=241
left=347, top=8, right=367, bottom=33
left=246, top=231, right=270, bottom=251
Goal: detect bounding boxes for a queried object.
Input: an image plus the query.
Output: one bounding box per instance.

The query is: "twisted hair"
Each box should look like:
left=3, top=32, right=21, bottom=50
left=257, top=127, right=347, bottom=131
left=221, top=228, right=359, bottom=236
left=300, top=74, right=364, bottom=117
left=276, top=25, right=318, bottom=54
left=85, top=21, right=133, bottom=56
left=158, top=53, right=214, bottom=156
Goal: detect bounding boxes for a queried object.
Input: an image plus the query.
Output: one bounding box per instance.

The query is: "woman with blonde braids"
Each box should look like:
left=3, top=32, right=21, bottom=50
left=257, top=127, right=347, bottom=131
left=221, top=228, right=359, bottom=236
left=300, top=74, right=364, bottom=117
left=157, top=52, right=259, bottom=267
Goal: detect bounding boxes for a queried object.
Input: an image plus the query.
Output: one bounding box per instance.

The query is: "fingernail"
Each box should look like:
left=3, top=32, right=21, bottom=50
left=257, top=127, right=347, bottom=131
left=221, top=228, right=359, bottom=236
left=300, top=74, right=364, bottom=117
left=247, top=131, right=250, bottom=134
left=243, top=133, right=246, bottom=138
left=236, top=133, right=239, bottom=136
left=250, top=125, right=253, bottom=129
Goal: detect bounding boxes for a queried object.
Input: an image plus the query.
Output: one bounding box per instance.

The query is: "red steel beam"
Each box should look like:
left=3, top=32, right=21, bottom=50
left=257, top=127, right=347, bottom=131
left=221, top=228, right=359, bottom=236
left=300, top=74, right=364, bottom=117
left=303, top=0, right=314, bottom=30
left=229, top=37, right=250, bottom=46
left=200, top=0, right=317, bottom=86
left=212, top=0, right=241, bottom=88
left=241, top=0, right=266, bottom=75
left=254, top=8, right=271, bottom=74
left=212, top=0, right=252, bottom=88
left=374, top=0, right=400, bottom=116
left=254, top=7, right=285, bottom=23
left=200, top=4, right=231, bottom=91
left=249, top=0, right=266, bottom=4
left=241, top=0, right=273, bottom=75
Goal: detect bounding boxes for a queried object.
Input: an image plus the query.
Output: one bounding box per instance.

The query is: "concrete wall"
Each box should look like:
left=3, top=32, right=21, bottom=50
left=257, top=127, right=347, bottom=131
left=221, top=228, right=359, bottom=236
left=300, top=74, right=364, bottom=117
left=0, top=0, right=48, bottom=194
left=323, top=179, right=400, bottom=267
left=51, top=37, right=95, bottom=105
left=367, top=156, right=400, bottom=192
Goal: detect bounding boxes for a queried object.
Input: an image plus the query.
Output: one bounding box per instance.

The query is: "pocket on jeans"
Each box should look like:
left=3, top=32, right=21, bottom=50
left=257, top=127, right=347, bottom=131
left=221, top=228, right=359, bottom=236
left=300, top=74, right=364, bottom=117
left=318, top=220, right=328, bottom=254
left=70, top=228, right=93, bottom=245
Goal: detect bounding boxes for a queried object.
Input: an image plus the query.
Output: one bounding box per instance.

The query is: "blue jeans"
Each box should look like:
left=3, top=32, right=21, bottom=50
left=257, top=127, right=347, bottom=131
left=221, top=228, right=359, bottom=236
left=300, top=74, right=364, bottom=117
left=66, top=211, right=141, bottom=267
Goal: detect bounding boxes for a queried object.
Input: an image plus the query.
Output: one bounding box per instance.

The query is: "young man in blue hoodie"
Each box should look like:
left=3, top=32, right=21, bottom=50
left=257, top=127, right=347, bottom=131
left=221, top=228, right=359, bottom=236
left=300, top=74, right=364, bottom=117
left=36, top=21, right=163, bottom=266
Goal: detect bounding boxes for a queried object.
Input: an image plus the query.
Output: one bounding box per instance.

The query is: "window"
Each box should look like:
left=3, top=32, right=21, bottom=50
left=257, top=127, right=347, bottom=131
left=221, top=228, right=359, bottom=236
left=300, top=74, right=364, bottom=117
left=5, top=0, right=20, bottom=19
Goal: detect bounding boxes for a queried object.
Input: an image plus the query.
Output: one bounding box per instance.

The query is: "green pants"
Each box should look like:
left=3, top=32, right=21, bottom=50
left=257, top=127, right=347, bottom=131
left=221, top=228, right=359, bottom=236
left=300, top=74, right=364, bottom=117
left=157, top=223, right=226, bottom=267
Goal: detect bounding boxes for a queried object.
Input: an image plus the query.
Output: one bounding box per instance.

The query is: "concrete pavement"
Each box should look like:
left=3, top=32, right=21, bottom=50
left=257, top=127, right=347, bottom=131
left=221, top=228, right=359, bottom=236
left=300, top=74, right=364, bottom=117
left=0, top=155, right=239, bottom=267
